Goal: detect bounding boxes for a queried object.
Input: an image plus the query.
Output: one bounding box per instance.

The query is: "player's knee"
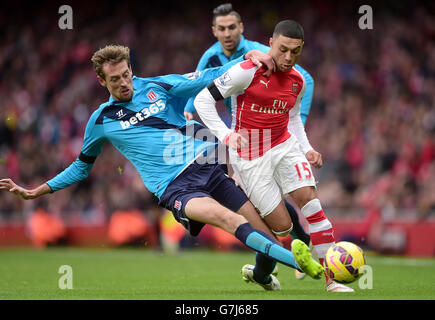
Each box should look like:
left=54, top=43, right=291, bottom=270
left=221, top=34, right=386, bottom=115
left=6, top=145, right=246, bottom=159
left=271, top=222, right=293, bottom=237
left=290, top=187, right=315, bottom=209
left=296, top=191, right=317, bottom=209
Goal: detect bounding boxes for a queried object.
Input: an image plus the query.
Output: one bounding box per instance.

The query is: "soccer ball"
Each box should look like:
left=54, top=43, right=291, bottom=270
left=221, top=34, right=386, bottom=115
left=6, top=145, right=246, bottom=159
left=324, top=241, right=366, bottom=284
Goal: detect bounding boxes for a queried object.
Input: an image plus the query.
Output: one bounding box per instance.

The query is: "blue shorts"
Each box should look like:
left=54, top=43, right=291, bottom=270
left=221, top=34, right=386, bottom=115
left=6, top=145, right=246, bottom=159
left=159, top=160, right=248, bottom=236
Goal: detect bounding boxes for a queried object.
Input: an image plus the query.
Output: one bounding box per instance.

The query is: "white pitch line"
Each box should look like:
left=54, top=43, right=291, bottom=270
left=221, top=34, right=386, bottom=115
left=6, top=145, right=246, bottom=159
left=368, top=256, right=435, bottom=267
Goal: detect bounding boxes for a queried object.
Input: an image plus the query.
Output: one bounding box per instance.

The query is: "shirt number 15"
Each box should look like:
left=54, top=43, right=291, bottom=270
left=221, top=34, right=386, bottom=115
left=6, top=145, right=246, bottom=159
left=295, top=162, right=312, bottom=180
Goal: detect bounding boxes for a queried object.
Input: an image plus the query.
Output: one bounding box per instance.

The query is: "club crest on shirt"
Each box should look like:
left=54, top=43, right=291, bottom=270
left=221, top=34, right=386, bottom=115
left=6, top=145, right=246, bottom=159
left=174, top=200, right=182, bottom=211
left=292, top=82, right=299, bottom=93
left=147, top=89, right=158, bottom=102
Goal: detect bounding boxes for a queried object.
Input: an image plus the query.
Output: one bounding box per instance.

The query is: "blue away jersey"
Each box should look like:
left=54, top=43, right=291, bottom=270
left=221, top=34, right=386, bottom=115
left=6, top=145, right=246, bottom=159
left=185, top=35, right=314, bottom=124
left=46, top=57, right=244, bottom=198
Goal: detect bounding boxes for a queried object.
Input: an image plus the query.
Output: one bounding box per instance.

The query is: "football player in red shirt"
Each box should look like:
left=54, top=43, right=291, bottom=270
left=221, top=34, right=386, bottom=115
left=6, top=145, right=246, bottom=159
left=195, top=20, right=353, bottom=293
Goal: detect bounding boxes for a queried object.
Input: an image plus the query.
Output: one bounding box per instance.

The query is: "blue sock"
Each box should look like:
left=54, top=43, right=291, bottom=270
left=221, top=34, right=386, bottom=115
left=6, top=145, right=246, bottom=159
left=253, top=253, right=276, bottom=284
left=235, top=223, right=299, bottom=270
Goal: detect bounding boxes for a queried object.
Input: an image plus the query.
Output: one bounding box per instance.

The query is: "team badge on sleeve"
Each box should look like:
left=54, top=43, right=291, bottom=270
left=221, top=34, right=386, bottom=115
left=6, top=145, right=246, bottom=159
left=218, top=71, right=232, bottom=86
left=147, top=90, right=159, bottom=102
left=185, top=71, right=202, bottom=80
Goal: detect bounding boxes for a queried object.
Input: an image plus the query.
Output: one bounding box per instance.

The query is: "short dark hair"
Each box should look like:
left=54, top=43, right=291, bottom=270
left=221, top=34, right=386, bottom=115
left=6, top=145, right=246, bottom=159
left=91, top=45, right=131, bottom=80
left=212, top=3, right=242, bottom=25
left=273, top=20, right=304, bottom=40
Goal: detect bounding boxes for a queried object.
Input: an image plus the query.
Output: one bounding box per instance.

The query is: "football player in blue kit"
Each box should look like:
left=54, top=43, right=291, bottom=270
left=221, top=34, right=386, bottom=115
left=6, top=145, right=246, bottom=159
left=0, top=45, right=323, bottom=290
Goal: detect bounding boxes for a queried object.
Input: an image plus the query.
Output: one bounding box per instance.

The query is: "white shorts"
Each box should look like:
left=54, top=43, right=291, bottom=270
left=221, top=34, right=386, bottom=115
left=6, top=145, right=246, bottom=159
left=229, top=135, right=316, bottom=217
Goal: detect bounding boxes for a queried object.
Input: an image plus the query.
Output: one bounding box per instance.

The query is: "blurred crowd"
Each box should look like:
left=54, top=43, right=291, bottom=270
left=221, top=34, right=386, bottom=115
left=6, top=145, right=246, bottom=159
left=0, top=0, right=434, bottom=228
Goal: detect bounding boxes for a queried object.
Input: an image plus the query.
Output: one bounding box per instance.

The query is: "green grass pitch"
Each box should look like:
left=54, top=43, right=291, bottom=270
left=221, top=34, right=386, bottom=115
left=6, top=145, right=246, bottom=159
left=0, top=247, right=434, bottom=300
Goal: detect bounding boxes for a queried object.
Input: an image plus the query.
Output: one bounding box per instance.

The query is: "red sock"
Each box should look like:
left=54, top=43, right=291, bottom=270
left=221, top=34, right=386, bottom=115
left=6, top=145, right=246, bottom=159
left=319, top=257, right=334, bottom=285
left=301, top=199, right=335, bottom=284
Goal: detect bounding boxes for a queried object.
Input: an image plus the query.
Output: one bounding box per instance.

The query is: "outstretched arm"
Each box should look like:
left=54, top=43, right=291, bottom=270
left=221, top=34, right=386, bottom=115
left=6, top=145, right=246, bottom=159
left=0, top=109, right=107, bottom=200
left=0, top=155, right=97, bottom=200
left=0, top=179, right=52, bottom=200
left=183, top=50, right=275, bottom=119
left=174, top=50, right=274, bottom=99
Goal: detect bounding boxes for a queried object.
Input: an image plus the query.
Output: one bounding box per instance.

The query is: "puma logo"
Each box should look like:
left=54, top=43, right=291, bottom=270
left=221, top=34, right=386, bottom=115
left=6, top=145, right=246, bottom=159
left=259, top=80, right=270, bottom=88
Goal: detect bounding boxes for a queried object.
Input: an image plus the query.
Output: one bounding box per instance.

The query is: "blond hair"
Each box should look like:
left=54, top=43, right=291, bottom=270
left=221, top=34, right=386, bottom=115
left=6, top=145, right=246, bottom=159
left=91, top=45, right=131, bottom=79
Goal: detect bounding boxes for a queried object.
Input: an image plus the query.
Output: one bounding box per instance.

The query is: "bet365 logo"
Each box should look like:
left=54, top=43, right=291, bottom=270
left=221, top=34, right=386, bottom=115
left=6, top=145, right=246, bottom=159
left=120, top=100, right=167, bottom=130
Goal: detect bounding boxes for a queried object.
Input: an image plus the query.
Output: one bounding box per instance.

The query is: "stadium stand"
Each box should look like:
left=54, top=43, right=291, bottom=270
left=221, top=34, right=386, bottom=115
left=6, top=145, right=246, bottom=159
left=0, top=0, right=434, bottom=255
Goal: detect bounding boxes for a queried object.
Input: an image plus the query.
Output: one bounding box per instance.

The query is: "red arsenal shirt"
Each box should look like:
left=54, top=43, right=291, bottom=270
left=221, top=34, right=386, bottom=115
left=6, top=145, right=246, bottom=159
left=194, top=59, right=312, bottom=160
